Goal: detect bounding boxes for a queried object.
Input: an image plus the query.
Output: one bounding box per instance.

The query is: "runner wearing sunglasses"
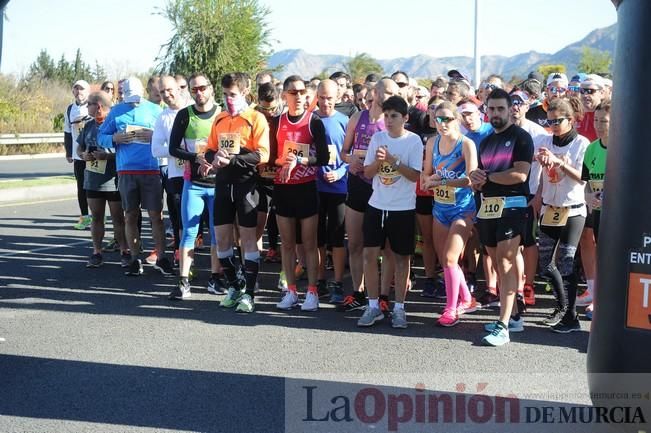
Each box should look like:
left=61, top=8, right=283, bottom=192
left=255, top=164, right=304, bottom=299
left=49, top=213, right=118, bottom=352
left=575, top=74, right=607, bottom=315
left=422, top=102, right=478, bottom=327
left=271, top=75, right=329, bottom=312
left=534, top=99, right=589, bottom=333
left=509, top=90, right=550, bottom=308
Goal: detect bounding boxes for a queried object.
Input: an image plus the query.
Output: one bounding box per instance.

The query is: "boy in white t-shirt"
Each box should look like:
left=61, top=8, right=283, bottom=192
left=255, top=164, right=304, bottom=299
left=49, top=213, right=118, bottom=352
left=358, top=96, right=423, bottom=329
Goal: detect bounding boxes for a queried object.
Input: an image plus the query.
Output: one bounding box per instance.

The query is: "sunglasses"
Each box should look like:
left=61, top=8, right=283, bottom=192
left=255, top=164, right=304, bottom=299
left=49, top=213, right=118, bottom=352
left=511, top=99, right=525, bottom=106
left=580, top=88, right=599, bottom=95
left=548, top=87, right=567, bottom=94
left=482, top=83, right=499, bottom=91
left=435, top=116, right=455, bottom=124
left=257, top=104, right=276, bottom=112
left=287, top=89, right=307, bottom=96
left=546, top=118, right=568, bottom=126
left=191, top=84, right=211, bottom=94
left=395, top=82, right=409, bottom=88
left=428, top=104, right=439, bottom=111
left=104, top=87, right=114, bottom=91
left=568, top=85, right=581, bottom=92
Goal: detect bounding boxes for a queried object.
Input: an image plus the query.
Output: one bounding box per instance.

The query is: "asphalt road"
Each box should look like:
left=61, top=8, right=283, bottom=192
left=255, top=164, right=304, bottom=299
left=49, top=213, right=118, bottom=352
left=0, top=197, right=602, bottom=433
left=0, top=155, right=71, bottom=180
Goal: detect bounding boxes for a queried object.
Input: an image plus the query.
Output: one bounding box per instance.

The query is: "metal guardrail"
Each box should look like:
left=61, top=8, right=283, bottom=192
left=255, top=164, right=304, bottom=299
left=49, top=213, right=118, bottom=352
left=0, top=133, right=64, bottom=146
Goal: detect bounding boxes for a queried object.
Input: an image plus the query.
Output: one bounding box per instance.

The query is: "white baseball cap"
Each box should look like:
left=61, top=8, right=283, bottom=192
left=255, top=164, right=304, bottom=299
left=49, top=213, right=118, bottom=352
left=72, top=80, right=90, bottom=90
left=122, top=77, right=144, bottom=103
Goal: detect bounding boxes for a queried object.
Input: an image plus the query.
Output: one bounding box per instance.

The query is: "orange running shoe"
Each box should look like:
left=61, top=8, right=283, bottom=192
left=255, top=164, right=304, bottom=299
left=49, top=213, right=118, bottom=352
left=523, top=283, right=536, bottom=306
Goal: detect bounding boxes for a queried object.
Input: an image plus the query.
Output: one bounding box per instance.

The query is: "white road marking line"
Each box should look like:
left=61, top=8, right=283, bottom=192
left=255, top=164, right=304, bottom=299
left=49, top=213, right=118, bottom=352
left=0, top=239, right=89, bottom=259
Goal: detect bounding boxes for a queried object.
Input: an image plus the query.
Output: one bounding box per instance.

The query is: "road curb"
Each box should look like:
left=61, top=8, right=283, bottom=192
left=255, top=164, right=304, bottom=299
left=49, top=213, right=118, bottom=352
left=0, top=152, right=66, bottom=161
left=0, top=182, right=76, bottom=204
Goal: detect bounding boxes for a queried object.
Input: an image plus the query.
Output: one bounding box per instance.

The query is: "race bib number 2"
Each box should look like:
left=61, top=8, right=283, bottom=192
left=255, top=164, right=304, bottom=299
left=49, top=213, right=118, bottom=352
left=477, top=197, right=505, bottom=219
left=541, top=206, right=570, bottom=227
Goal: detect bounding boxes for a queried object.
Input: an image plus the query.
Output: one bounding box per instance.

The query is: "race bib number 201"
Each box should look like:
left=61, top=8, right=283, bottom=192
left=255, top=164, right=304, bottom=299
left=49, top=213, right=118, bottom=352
left=433, top=185, right=456, bottom=205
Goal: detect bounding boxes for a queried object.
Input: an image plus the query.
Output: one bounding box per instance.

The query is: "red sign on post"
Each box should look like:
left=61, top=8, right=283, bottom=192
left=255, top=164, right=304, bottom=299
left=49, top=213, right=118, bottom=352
left=626, top=272, right=651, bottom=330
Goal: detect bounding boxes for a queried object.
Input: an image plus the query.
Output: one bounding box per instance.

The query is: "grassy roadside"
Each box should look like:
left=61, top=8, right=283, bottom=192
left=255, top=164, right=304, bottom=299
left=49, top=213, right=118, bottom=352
left=0, top=176, right=75, bottom=190
left=0, top=144, right=65, bottom=156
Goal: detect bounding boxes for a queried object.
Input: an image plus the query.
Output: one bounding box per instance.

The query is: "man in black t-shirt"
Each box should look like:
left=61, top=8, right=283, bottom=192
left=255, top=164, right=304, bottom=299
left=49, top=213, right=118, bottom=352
left=470, top=88, right=534, bottom=347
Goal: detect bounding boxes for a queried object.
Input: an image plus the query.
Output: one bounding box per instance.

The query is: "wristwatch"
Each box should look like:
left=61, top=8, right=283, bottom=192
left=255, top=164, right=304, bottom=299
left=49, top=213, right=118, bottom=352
left=441, top=178, right=448, bottom=186
left=394, top=158, right=401, bottom=168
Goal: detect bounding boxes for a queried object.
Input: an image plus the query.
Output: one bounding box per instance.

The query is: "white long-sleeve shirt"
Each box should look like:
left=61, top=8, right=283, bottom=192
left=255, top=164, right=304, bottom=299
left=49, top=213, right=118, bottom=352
left=151, top=107, right=183, bottom=178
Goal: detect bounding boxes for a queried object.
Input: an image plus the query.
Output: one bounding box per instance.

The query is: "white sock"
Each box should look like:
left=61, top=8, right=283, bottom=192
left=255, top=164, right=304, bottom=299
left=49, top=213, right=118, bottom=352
left=394, top=302, right=404, bottom=311
left=369, top=298, right=379, bottom=310
left=586, top=280, right=595, bottom=295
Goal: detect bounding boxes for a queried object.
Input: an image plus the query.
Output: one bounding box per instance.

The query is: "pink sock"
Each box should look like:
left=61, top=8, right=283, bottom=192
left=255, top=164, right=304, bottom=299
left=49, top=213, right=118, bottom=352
left=443, top=266, right=460, bottom=313
left=457, top=265, right=472, bottom=304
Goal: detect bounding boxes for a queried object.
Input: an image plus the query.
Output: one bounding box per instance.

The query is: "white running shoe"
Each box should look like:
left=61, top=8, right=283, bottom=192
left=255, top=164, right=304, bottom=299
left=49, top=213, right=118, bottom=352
left=276, top=291, right=298, bottom=310
left=301, top=292, right=319, bottom=311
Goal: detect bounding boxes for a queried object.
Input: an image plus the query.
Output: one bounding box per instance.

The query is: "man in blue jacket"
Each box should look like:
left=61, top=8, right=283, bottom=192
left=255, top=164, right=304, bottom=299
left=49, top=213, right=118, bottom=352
left=98, top=77, right=173, bottom=277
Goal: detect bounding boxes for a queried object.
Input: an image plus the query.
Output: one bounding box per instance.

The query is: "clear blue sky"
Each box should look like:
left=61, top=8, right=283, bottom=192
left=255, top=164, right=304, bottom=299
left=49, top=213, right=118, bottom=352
left=1, top=0, right=618, bottom=78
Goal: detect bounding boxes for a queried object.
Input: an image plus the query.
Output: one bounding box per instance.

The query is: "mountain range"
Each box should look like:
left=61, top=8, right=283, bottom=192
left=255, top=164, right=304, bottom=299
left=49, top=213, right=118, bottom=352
left=266, top=24, right=616, bottom=82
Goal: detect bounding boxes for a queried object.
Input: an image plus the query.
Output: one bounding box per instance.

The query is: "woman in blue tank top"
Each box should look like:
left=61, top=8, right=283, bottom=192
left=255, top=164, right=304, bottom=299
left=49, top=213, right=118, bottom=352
left=422, top=101, right=478, bottom=327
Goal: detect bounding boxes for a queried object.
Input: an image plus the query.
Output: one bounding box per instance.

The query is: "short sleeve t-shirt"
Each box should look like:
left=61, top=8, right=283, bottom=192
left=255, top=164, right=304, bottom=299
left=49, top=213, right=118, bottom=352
left=77, top=120, right=118, bottom=192
left=364, top=130, right=423, bottom=211
left=478, top=124, right=534, bottom=197
left=464, top=121, right=493, bottom=152
left=582, top=139, right=607, bottom=183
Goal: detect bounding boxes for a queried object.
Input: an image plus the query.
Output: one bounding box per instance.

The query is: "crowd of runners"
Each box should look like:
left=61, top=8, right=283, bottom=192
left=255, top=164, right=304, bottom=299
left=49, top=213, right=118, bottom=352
left=62, top=66, right=612, bottom=346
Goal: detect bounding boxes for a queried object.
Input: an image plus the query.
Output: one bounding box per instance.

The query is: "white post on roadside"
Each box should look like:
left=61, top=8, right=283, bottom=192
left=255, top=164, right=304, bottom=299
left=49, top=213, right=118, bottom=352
left=473, top=0, right=481, bottom=87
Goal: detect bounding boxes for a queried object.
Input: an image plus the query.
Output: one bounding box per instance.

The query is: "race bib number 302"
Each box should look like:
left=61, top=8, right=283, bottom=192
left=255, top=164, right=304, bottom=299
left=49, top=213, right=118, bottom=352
left=218, top=133, right=240, bottom=154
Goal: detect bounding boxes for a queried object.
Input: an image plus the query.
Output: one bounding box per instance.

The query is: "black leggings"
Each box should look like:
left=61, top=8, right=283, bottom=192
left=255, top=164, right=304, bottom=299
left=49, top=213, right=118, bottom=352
left=168, top=177, right=184, bottom=250
left=539, top=214, right=586, bottom=317
left=73, top=160, right=88, bottom=215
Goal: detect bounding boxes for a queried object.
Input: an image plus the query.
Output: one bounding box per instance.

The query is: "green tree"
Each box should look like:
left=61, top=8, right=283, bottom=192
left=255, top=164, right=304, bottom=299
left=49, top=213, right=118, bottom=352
left=344, top=53, right=383, bottom=84
left=71, top=48, right=93, bottom=82
left=92, top=61, right=107, bottom=82
left=156, top=0, right=272, bottom=81
left=27, top=49, right=56, bottom=81
left=538, top=64, right=567, bottom=79
left=578, top=47, right=612, bottom=74
left=55, top=54, right=74, bottom=83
